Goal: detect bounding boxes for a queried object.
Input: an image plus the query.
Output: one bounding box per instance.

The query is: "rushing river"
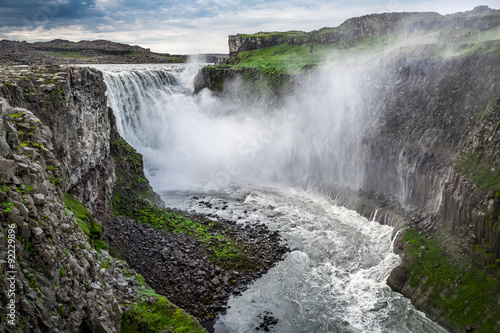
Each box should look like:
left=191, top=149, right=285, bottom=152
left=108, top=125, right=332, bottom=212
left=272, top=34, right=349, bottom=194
left=93, top=64, right=448, bottom=332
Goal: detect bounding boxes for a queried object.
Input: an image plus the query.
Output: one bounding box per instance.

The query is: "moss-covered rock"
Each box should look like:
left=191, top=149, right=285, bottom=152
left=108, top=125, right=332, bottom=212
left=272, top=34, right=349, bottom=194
left=121, top=287, right=207, bottom=333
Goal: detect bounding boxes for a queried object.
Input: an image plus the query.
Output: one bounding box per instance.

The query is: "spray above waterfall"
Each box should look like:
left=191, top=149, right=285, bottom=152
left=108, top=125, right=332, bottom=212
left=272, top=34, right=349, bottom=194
left=95, top=61, right=385, bottom=195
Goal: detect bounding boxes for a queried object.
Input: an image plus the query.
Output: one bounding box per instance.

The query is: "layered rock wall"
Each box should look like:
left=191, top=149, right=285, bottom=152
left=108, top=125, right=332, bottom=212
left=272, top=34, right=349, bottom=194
left=0, top=97, right=140, bottom=332
left=0, top=66, right=114, bottom=217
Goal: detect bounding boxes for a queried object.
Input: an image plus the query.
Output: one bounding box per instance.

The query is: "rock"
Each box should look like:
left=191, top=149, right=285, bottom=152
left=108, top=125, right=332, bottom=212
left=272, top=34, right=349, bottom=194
left=17, top=162, right=29, bottom=175
left=90, top=282, right=104, bottom=296
left=0, top=158, right=13, bottom=180
left=33, top=193, right=45, bottom=205
left=21, top=222, right=31, bottom=239
left=92, top=316, right=114, bottom=333
left=387, top=265, right=409, bottom=293
left=32, top=227, right=44, bottom=241
left=17, top=202, right=29, bottom=218
left=211, top=277, right=221, bottom=287
left=22, top=194, right=34, bottom=207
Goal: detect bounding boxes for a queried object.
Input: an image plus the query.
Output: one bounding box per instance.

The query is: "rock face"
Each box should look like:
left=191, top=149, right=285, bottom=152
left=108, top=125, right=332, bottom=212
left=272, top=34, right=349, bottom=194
left=440, top=102, right=500, bottom=259
left=362, top=53, right=498, bottom=213
left=0, top=97, right=141, bottom=332
left=0, top=66, right=114, bottom=217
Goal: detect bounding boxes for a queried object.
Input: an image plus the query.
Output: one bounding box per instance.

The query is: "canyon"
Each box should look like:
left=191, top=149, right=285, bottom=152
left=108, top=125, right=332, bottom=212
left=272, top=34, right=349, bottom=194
left=1, top=6, right=500, bottom=333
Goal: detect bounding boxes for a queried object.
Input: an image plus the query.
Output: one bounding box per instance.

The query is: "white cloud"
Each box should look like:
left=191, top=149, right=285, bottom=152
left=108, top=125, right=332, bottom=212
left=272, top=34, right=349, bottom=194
left=1, top=0, right=499, bottom=54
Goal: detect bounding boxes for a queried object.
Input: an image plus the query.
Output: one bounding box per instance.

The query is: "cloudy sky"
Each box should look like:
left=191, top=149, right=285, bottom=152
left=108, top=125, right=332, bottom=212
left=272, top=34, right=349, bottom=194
left=0, top=0, right=499, bottom=54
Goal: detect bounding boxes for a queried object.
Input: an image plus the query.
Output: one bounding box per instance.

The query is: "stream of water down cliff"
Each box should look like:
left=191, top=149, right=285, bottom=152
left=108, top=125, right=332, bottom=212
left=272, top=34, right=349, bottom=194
left=94, top=64, right=448, bottom=333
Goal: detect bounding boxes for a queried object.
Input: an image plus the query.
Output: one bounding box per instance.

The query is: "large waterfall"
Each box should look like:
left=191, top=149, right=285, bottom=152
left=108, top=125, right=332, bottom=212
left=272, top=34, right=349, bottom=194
left=94, top=64, right=447, bottom=333
left=96, top=63, right=380, bottom=193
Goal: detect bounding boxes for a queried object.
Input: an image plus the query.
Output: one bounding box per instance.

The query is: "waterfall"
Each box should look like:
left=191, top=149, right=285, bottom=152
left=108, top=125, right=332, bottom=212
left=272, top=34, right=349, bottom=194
left=95, top=63, right=376, bottom=194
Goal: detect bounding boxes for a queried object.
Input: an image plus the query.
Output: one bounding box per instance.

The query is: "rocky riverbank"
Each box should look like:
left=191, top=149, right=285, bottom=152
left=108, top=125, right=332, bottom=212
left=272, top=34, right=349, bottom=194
left=105, top=215, right=288, bottom=322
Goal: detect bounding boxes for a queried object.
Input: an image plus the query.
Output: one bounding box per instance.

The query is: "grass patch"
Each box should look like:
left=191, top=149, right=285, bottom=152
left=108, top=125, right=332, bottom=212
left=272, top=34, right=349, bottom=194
left=63, top=193, right=106, bottom=251
left=228, top=34, right=395, bottom=74
left=456, top=152, right=500, bottom=192
left=121, top=288, right=206, bottom=333
left=403, top=229, right=500, bottom=332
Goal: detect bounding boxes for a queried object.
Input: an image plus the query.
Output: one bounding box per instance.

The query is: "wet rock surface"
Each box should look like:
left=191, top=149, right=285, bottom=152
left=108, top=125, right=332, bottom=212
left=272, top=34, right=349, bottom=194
left=255, top=311, right=278, bottom=331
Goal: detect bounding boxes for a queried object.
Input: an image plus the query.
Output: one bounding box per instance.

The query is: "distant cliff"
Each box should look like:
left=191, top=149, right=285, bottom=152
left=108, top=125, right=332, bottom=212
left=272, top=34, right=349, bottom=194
left=228, top=6, right=500, bottom=57
left=0, top=39, right=189, bottom=65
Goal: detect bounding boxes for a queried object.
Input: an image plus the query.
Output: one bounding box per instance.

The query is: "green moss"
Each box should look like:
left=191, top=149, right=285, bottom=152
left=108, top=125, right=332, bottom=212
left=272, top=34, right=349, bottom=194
left=24, top=242, right=34, bottom=253
left=121, top=289, right=206, bottom=333
left=48, top=177, right=62, bottom=187
left=403, top=229, right=500, bottom=332
left=136, top=273, right=146, bottom=288
left=63, top=193, right=106, bottom=252
left=3, top=202, right=14, bottom=214
left=11, top=112, right=25, bottom=118
left=456, top=152, right=500, bottom=193
left=99, top=257, right=111, bottom=269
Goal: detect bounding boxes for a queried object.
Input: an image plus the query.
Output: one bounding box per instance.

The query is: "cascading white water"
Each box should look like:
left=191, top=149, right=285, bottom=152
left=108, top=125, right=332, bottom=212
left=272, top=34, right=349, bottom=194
left=94, top=64, right=447, bottom=332
left=164, top=185, right=446, bottom=333
left=94, top=62, right=374, bottom=193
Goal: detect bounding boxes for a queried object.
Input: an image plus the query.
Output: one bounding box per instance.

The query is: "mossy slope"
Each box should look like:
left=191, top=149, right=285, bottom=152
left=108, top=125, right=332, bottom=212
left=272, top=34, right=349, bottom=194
left=394, top=229, right=500, bottom=333
left=121, top=280, right=206, bottom=333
